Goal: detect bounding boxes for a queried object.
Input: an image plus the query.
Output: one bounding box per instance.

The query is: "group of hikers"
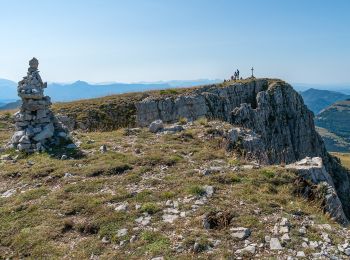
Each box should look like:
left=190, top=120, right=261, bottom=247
left=223, top=69, right=242, bottom=83
left=231, top=69, right=241, bottom=81
left=223, top=67, right=255, bottom=83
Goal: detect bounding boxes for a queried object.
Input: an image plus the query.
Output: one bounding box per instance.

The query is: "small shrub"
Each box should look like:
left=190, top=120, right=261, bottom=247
left=159, top=89, right=179, bottom=95
left=260, top=169, right=275, bottom=179
left=188, top=185, right=206, bottom=196
left=160, top=191, right=176, bottom=199
left=196, top=117, right=208, bottom=126
left=178, top=117, right=188, bottom=125
left=211, top=174, right=241, bottom=184
left=140, top=202, right=161, bottom=214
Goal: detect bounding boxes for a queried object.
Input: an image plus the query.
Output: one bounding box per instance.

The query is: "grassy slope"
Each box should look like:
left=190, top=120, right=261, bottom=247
left=316, top=127, right=350, bottom=153
left=0, top=112, right=347, bottom=259
left=315, top=100, right=350, bottom=141
left=332, top=152, right=350, bottom=169
left=51, top=87, right=196, bottom=131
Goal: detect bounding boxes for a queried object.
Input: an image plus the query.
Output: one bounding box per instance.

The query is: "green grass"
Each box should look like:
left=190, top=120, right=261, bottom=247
left=140, top=202, right=161, bottom=214
left=187, top=185, right=206, bottom=196
left=0, top=110, right=346, bottom=259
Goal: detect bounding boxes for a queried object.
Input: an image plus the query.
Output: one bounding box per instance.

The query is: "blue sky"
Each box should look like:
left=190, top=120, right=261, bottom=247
left=0, top=0, right=349, bottom=84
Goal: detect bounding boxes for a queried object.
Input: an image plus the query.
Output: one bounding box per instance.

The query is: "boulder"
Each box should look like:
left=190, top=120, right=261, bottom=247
left=230, top=227, right=251, bottom=240
left=149, top=120, right=164, bottom=133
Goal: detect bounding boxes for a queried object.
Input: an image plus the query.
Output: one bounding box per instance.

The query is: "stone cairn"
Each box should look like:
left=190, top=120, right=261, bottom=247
left=8, top=58, right=71, bottom=153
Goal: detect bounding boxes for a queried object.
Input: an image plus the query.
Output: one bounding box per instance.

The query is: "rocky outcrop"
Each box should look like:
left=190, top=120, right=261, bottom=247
left=7, top=58, right=71, bottom=153
left=287, top=157, right=349, bottom=225
left=135, top=79, right=350, bottom=223
left=136, top=79, right=325, bottom=164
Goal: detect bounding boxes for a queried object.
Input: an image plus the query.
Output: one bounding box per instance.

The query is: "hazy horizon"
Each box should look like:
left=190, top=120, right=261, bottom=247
left=0, top=0, right=349, bottom=85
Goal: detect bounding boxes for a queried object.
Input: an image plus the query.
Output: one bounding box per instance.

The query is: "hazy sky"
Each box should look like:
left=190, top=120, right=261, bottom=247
left=0, top=0, right=349, bottom=84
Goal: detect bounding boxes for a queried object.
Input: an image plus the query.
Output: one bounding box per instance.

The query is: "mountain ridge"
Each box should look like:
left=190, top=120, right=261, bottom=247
left=300, top=88, right=350, bottom=114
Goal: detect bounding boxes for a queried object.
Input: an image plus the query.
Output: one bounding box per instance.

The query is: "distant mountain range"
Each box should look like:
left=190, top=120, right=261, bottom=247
left=293, top=83, right=350, bottom=94
left=0, top=78, right=221, bottom=108
left=300, top=88, right=350, bottom=114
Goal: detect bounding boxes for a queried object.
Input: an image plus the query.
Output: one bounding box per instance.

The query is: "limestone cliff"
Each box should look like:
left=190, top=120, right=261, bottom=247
left=136, top=79, right=350, bottom=221
left=136, top=79, right=326, bottom=164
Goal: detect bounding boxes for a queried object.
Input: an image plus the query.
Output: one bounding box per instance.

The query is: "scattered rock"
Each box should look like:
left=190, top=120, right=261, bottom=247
left=236, top=244, right=256, bottom=255
left=135, top=215, right=151, bottom=226
left=115, top=202, right=128, bottom=212
left=1, top=189, right=16, bottom=198
left=101, top=236, right=110, bottom=244
left=296, top=251, right=306, bottom=257
left=162, top=214, right=179, bottom=223
left=117, top=228, right=128, bottom=237
left=99, top=145, right=107, bottom=153
left=130, top=235, right=137, bottom=243
left=279, top=226, right=289, bottom=234
left=61, top=154, right=68, bottom=160
left=231, top=227, right=251, bottom=240
left=281, top=233, right=291, bottom=243
left=270, top=238, right=283, bottom=250
left=265, top=236, right=271, bottom=243
left=204, top=185, right=214, bottom=197
left=202, top=166, right=223, bottom=175
left=64, top=172, right=73, bottom=178
left=164, top=125, right=184, bottom=133
left=299, top=227, right=307, bottom=235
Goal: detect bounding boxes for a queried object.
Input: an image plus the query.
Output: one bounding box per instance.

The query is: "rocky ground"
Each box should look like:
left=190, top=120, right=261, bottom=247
left=1, top=114, right=350, bottom=259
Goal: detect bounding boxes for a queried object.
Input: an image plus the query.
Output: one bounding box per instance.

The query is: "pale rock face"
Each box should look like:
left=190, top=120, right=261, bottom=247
left=8, top=58, right=72, bottom=153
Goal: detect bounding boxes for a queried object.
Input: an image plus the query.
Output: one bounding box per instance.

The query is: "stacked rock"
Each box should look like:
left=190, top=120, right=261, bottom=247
left=9, top=58, right=71, bottom=153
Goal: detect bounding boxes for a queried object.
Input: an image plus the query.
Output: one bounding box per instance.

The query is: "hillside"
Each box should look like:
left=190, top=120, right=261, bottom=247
left=1, top=78, right=350, bottom=258
left=1, top=115, right=350, bottom=258
left=0, top=100, right=21, bottom=111
left=300, top=88, right=350, bottom=114
left=315, top=99, right=350, bottom=152
left=316, top=127, right=350, bottom=153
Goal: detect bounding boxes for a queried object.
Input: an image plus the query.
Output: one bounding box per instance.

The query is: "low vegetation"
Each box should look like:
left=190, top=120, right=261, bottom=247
left=0, top=112, right=349, bottom=258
